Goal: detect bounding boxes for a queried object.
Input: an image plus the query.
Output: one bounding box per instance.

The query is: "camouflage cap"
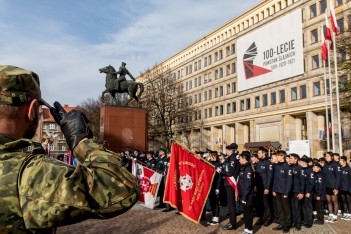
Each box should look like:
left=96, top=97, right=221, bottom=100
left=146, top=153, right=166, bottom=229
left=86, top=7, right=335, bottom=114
left=0, top=65, right=41, bottom=105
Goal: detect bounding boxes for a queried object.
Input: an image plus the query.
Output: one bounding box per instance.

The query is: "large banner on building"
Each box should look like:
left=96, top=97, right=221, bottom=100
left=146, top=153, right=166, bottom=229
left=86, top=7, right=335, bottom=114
left=237, top=9, right=303, bottom=91
left=132, top=161, right=163, bottom=209
left=163, top=142, right=215, bottom=223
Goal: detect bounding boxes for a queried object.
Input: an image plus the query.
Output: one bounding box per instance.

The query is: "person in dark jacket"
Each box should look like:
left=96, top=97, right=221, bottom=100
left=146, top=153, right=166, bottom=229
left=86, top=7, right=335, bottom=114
left=145, top=152, right=156, bottom=169
left=155, top=148, right=167, bottom=209
left=272, top=150, right=293, bottom=233
left=300, top=156, right=314, bottom=228
left=255, top=147, right=273, bottom=226
left=218, top=143, right=240, bottom=230
left=207, top=152, right=221, bottom=225
left=322, top=152, right=341, bottom=223
left=339, top=156, right=351, bottom=220
left=289, top=153, right=305, bottom=230
left=313, top=162, right=326, bottom=225
left=238, top=151, right=254, bottom=234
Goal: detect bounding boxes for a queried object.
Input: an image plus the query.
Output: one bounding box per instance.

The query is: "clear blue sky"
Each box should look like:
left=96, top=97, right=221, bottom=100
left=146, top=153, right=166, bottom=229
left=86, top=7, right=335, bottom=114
left=0, top=0, right=261, bottom=106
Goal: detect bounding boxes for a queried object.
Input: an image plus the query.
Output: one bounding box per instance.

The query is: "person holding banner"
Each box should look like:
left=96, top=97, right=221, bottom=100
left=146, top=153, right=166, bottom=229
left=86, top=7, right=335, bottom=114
left=238, top=151, right=254, bottom=234
left=217, top=143, right=240, bottom=230
left=155, top=148, right=167, bottom=209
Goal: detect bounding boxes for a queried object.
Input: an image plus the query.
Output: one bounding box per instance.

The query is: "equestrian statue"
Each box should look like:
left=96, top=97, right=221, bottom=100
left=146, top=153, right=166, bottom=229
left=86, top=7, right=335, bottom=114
left=99, top=62, right=144, bottom=106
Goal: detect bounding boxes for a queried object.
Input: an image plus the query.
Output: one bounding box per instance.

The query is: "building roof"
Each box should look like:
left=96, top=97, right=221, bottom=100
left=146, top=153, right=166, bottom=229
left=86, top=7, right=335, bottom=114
left=42, top=105, right=76, bottom=123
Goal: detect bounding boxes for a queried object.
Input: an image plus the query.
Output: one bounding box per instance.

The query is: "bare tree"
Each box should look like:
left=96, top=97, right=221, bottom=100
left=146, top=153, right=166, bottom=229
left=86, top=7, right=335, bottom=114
left=141, top=68, right=194, bottom=149
left=79, top=97, right=103, bottom=139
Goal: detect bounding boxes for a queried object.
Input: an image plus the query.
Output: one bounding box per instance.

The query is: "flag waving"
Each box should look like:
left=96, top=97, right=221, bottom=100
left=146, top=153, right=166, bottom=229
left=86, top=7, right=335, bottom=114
left=163, top=142, right=215, bottom=223
left=321, top=28, right=328, bottom=62
left=329, top=1, right=338, bottom=34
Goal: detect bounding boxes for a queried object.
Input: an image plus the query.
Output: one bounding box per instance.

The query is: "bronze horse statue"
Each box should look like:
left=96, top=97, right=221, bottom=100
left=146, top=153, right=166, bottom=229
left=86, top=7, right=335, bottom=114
left=99, top=65, right=144, bottom=106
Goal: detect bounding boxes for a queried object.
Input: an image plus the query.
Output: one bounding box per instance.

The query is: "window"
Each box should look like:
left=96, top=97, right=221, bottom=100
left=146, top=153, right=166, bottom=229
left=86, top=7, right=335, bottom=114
left=226, top=64, right=231, bottom=76
left=194, top=94, right=197, bottom=104
left=178, top=70, right=180, bottom=79
left=189, top=96, right=192, bottom=105
left=49, top=123, right=55, bottom=130
left=319, top=0, right=326, bottom=15
left=198, top=93, right=202, bottom=102
left=231, top=62, right=236, bottom=74
left=311, top=29, right=318, bottom=44
left=204, top=109, right=208, bottom=118
left=220, top=105, right=224, bottom=115
left=209, top=90, right=212, bottom=100
left=226, top=46, right=230, bottom=56
left=60, top=145, right=66, bottom=151
left=232, top=102, right=237, bottom=112
left=215, top=106, right=219, bottom=116
left=255, top=96, right=260, bottom=108
left=336, top=0, right=343, bottom=6
left=208, top=55, right=212, bottom=65
left=271, top=92, right=277, bottom=105
left=209, top=72, right=212, bottom=82
left=227, top=103, right=231, bottom=113
left=291, top=87, right=297, bottom=101
left=220, top=86, right=224, bottom=96
left=337, top=18, right=344, bottom=33
left=189, top=65, right=192, bottom=74
left=215, top=88, right=219, bottom=97
left=189, top=81, right=193, bottom=89
left=263, top=94, right=268, bottom=106
left=227, top=84, right=231, bottom=94
left=204, top=57, right=207, bottom=67
left=280, top=90, right=286, bottom=103
left=240, top=100, right=245, bottom=111
left=209, top=108, right=212, bottom=117
left=198, top=60, right=201, bottom=70
left=198, top=110, right=201, bottom=119
left=49, top=145, right=54, bottom=151
left=231, top=43, right=236, bottom=54
left=326, top=79, right=330, bottom=94
left=310, top=4, right=317, bottom=18
left=313, top=81, right=321, bottom=96
left=219, top=50, right=223, bottom=60
left=194, top=78, right=197, bottom=87
left=186, top=82, right=188, bottom=91
left=312, top=55, right=319, bottom=69
left=300, top=85, right=307, bottom=99
left=204, top=74, right=207, bottom=84
left=219, top=67, right=223, bottom=78
left=214, top=52, right=218, bottom=62
left=232, top=82, right=236, bottom=93
left=215, top=70, right=219, bottom=79
left=198, top=76, right=202, bottom=86
left=186, top=66, right=188, bottom=75
left=204, top=91, right=208, bottom=101
left=246, top=98, right=251, bottom=110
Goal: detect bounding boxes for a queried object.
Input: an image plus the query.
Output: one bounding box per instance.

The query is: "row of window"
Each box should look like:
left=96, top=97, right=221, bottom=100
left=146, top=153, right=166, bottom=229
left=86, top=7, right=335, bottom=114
left=309, top=0, right=346, bottom=19
left=178, top=44, right=236, bottom=79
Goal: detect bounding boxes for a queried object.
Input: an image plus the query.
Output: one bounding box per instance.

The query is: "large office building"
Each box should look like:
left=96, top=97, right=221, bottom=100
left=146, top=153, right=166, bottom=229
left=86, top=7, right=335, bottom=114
left=137, top=0, right=351, bottom=156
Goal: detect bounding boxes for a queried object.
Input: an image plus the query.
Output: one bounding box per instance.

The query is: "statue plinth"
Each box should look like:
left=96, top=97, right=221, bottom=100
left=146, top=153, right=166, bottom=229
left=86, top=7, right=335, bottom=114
left=100, top=106, right=148, bottom=152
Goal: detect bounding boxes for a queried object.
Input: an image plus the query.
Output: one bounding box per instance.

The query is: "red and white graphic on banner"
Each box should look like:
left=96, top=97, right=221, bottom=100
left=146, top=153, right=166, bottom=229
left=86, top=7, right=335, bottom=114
left=163, top=143, right=215, bottom=223
left=132, top=161, right=162, bottom=209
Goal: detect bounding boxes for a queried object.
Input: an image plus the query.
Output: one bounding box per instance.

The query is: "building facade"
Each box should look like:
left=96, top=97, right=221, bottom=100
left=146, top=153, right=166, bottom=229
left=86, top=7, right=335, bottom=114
left=137, top=0, right=351, bottom=157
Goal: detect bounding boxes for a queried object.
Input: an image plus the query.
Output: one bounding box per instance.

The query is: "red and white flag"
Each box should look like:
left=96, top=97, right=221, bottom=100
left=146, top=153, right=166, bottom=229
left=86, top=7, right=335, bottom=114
left=329, top=1, right=338, bottom=34
left=325, top=14, right=332, bottom=42
left=226, top=176, right=239, bottom=200
left=132, top=161, right=163, bottom=209
left=164, top=142, right=215, bottom=223
left=321, top=29, right=328, bottom=62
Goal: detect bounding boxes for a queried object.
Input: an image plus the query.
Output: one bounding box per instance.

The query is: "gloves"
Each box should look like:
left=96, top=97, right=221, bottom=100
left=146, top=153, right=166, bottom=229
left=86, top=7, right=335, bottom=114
left=50, top=101, right=93, bottom=150
left=216, top=167, right=221, bottom=173
left=241, top=200, right=246, bottom=204
left=215, top=189, right=219, bottom=195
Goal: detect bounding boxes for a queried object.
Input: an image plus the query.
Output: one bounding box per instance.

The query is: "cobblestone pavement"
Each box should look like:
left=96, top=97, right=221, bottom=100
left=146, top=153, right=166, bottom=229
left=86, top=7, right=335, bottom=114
left=58, top=204, right=351, bottom=234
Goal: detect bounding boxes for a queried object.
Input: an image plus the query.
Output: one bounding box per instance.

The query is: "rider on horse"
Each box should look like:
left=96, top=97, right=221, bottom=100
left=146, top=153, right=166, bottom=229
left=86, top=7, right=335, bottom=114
left=114, top=62, right=135, bottom=92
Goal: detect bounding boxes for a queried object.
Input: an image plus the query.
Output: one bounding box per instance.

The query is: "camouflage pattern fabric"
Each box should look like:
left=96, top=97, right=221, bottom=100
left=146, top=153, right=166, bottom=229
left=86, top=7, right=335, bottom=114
left=0, top=134, right=140, bottom=233
left=0, top=65, right=41, bottom=105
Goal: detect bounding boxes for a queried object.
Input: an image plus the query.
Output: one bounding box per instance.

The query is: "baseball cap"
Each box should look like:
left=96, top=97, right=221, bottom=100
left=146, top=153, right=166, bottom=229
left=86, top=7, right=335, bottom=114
left=0, top=65, right=41, bottom=105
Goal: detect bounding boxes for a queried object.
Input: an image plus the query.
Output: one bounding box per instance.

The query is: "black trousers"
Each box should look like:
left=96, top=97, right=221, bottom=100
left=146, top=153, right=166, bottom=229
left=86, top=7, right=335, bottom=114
left=209, top=189, right=220, bottom=217
left=157, top=179, right=165, bottom=207
left=291, top=193, right=302, bottom=226
left=225, top=186, right=237, bottom=226
left=302, top=196, right=313, bottom=226
left=315, top=199, right=324, bottom=222
left=275, top=193, right=292, bottom=228
left=273, top=194, right=279, bottom=223
left=241, top=195, right=254, bottom=231
left=262, top=192, right=273, bottom=224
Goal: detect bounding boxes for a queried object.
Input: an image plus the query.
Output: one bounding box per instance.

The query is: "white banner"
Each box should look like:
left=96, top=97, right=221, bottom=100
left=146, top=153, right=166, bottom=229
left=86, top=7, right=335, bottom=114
left=289, top=140, right=310, bottom=158
left=237, top=9, right=303, bottom=91
left=132, top=161, right=163, bottom=209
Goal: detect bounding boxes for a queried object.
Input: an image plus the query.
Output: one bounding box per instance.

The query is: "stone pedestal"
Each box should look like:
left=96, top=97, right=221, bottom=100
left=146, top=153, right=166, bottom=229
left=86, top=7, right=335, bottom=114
left=100, top=106, right=148, bottom=153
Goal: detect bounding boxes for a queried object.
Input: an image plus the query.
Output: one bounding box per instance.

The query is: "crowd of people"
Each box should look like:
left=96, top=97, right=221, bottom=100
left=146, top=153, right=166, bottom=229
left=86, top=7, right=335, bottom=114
left=121, top=144, right=351, bottom=234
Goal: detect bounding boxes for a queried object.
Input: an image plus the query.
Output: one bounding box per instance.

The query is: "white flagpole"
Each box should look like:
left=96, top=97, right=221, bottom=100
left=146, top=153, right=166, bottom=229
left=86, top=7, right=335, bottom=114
left=327, top=41, right=335, bottom=152
left=332, top=32, right=342, bottom=155
left=323, top=60, right=330, bottom=151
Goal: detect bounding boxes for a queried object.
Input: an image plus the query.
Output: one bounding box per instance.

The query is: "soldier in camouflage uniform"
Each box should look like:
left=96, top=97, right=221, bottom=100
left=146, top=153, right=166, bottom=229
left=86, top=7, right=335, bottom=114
left=0, top=65, right=140, bottom=233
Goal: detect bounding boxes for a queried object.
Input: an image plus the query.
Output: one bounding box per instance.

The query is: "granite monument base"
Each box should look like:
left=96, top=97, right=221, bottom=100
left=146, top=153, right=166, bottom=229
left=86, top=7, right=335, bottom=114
left=100, top=106, right=148, bottom=153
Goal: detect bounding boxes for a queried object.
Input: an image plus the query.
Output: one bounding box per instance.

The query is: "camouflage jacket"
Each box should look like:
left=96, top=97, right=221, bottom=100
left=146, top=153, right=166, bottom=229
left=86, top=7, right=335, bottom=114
left=0, top=134, right=140, bottom=233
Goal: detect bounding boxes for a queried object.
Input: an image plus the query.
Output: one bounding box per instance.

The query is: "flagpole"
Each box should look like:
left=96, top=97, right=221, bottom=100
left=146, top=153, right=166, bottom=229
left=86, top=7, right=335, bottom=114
left=327, top=42, right=335, bottom=152
left=332, top=32, right=342, bottom=155
left=323, top=60, right=330, bottom=151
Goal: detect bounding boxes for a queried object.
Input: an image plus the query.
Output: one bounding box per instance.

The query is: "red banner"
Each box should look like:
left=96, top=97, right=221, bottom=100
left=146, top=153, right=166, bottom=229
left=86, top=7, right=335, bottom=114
left=163, top=142, right=215, bottom=223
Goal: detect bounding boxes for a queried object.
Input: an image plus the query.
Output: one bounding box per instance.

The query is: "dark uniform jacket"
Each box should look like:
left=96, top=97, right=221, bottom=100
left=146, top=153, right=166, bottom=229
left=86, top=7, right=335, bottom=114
left=220, top=153, right=240, bottom=187
left=272, top=162, right=293, bottom=196
left=255, top=156, right=273, bottom=190
left=303, top=166, right=314, bottom=195
left=145, top=158, right=156, bottom=169
left=155, top=156, right=167, bottom=173
left=322, top=161, right=341, bottom=189
left=238, top=162, right=254, bottom=202
left=340, top=165, right=351, bottom=192
left=291, top=164, right=305, bottom=194
left=313, top=172, right=326, bottom=201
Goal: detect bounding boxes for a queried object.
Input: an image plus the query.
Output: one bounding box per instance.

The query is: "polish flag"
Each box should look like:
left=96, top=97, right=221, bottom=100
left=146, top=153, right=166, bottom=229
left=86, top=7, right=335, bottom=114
left=321, top=30, right=328, bottom=62
left=324, top=13, right=332, bottom=42
left=329, top=1, right=338, bottom=34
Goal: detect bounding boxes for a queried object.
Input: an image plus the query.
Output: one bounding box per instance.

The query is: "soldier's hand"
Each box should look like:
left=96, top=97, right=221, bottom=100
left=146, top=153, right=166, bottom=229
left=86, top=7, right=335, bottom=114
left=306, top=193, right=311, bottom=198
left=264, top=189, right=270, bottom=195
left=215, top=189, right=219, bottom=195
left=50, top=101, right=93, bottom=150
left=272, top=192, right=277, bottom=196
